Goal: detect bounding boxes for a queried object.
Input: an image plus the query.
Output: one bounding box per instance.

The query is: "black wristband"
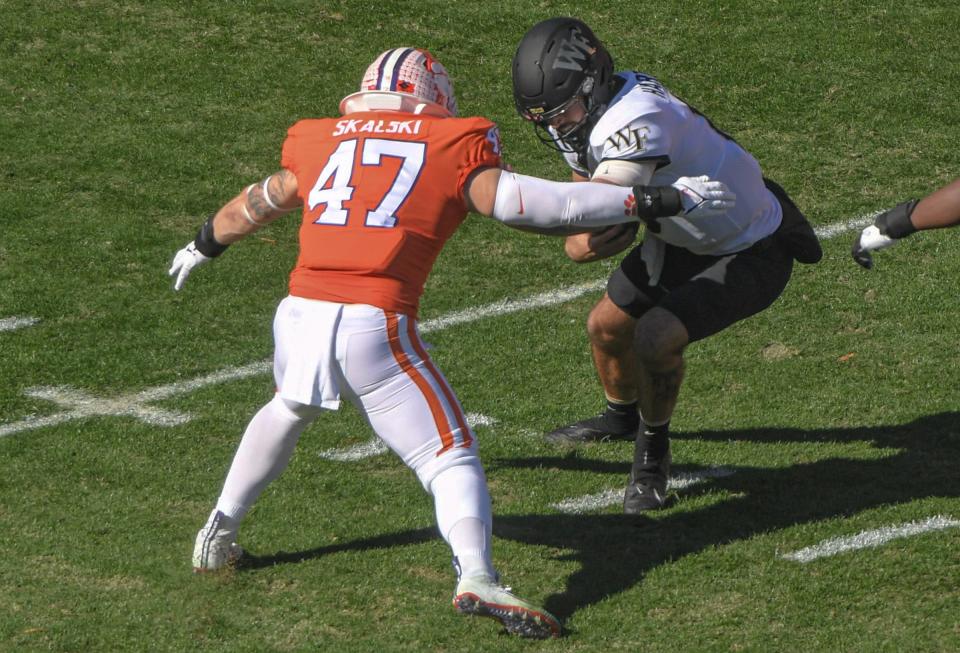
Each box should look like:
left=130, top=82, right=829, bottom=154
left=194, top=214, right=229, bottom=258
left=875, top=200, right=919, bottom=239
left=633, top=185, right=683, bottom=229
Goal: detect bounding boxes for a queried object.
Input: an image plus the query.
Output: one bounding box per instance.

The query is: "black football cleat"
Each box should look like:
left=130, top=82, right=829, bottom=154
left=623, top=447, right=671, bottom=514
left=545, top=414, right=637, bottom=445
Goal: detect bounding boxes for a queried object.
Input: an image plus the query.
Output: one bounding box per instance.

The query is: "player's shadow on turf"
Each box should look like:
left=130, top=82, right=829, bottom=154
left=240, top=527, right=436, bottom=570
left=493, top=410, right=960, bottom=622
left=237, top=412, right=959, bottom=629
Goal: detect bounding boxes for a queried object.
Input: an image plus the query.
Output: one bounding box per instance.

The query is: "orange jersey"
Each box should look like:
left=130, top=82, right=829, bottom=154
left=280, top=111, right=502, bottom=318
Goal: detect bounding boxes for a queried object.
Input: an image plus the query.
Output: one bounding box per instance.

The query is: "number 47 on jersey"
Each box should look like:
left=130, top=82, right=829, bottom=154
left=307, top=138, right=425, bottom=228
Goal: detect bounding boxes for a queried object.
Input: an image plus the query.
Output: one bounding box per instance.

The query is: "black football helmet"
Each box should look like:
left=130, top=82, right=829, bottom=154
left=512, top=18, right=615, bottom=158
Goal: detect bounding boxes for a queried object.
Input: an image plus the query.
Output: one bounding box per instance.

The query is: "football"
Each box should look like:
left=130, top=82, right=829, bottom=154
left=596, top=222, right=640, bottom=240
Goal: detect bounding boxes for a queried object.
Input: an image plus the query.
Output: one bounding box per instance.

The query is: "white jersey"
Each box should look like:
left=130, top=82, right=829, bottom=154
left=563, top=72, right=782, bottom=255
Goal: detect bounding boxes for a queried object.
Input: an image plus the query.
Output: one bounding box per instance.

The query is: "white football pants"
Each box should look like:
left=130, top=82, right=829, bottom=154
left=211, top=296, right=493, bottom=578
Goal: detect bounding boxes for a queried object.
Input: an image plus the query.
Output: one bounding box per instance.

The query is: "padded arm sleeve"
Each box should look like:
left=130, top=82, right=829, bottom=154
left=491, top=171, right=638, bottom=229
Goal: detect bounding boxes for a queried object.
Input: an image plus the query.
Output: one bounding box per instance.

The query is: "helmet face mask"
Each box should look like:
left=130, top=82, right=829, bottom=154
left=512, top=18, right=614, bottom=159
left=530, top=82, right=596, bottom=155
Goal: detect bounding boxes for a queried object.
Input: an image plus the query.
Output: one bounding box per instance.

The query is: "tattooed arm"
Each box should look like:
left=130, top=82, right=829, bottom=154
left=211, top=169, right=302, bottom=244
left=168, top=169, right=302, bottom=290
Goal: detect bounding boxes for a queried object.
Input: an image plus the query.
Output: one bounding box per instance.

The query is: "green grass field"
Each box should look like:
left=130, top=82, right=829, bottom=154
left=2, top=1, right=958, bottom=651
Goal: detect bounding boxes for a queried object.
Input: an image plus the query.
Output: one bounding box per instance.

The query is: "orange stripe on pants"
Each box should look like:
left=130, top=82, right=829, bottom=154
left=404, top=318, right=473, bottom=450
left=385, top=312, right=456, bottom=453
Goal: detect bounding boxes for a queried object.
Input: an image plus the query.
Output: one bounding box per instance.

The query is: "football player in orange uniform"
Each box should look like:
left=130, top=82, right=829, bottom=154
left=170, top=47, right=733, bottom=639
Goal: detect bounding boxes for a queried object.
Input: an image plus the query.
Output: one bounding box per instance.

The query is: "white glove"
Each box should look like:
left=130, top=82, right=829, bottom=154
left=851, top=225, right=899, bottom=269
left=168, top=241, right=211, bottom=291
left=671, top=175, right=736, bottom=218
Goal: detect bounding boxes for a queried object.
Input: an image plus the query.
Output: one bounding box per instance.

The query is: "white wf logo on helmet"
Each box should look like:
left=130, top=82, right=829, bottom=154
left=552, top=27, right=594, bottom=71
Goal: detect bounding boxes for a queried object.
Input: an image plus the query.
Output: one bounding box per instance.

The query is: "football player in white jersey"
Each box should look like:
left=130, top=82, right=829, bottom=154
left=852, top=177, right=960, bottom=268
left=512, top=17, right=822, bottom=514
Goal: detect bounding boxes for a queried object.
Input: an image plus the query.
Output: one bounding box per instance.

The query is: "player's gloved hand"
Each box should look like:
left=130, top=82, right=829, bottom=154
left=851, top=200, right=918, bottom=269
left=168, top=215, right=230, bottom=290
left=168, top=241, right=211, bottom=291
left=671, top=176, right=736, bottom=218
left=851, top=226, right=897, bottom=269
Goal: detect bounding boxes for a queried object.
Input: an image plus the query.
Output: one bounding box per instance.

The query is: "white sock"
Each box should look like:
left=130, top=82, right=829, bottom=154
left=429, top=464, right=494, bottom=580
left=447, top=517, right=493, bottom=580
left=213, top=396, right=316, bottom=523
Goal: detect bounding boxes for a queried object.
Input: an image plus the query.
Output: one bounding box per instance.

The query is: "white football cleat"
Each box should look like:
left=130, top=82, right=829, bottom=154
left=192, top=511, right=243, bottom=572
left=453, top=574, right=561, bottom=639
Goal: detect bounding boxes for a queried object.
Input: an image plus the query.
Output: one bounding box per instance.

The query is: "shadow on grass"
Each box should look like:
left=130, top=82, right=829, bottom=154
left=239, top=411, right=960, bottom=625
left=240, top=527, right=436, bottom=570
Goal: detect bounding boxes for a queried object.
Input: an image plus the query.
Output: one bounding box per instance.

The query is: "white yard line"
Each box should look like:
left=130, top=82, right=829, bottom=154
left=782, top=516, right=960, bottom=563
left=25, top=386, right=191, bottom=427
left=551, top=467, right=737, bottom=514
left=318, top=438, right=389, bottom=462
left=0, top=362, right=270, bottom=438
left=419, top=279, right=606, bottom=333
left=813, top=212, right=878, bottom=240
left=0, top=316, right=40, bottom=332
left=131, top=361, right=271, bottom=403
left=464, top=412, right=499, bottom=428
left=0, top=214, right=872, bottom=440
